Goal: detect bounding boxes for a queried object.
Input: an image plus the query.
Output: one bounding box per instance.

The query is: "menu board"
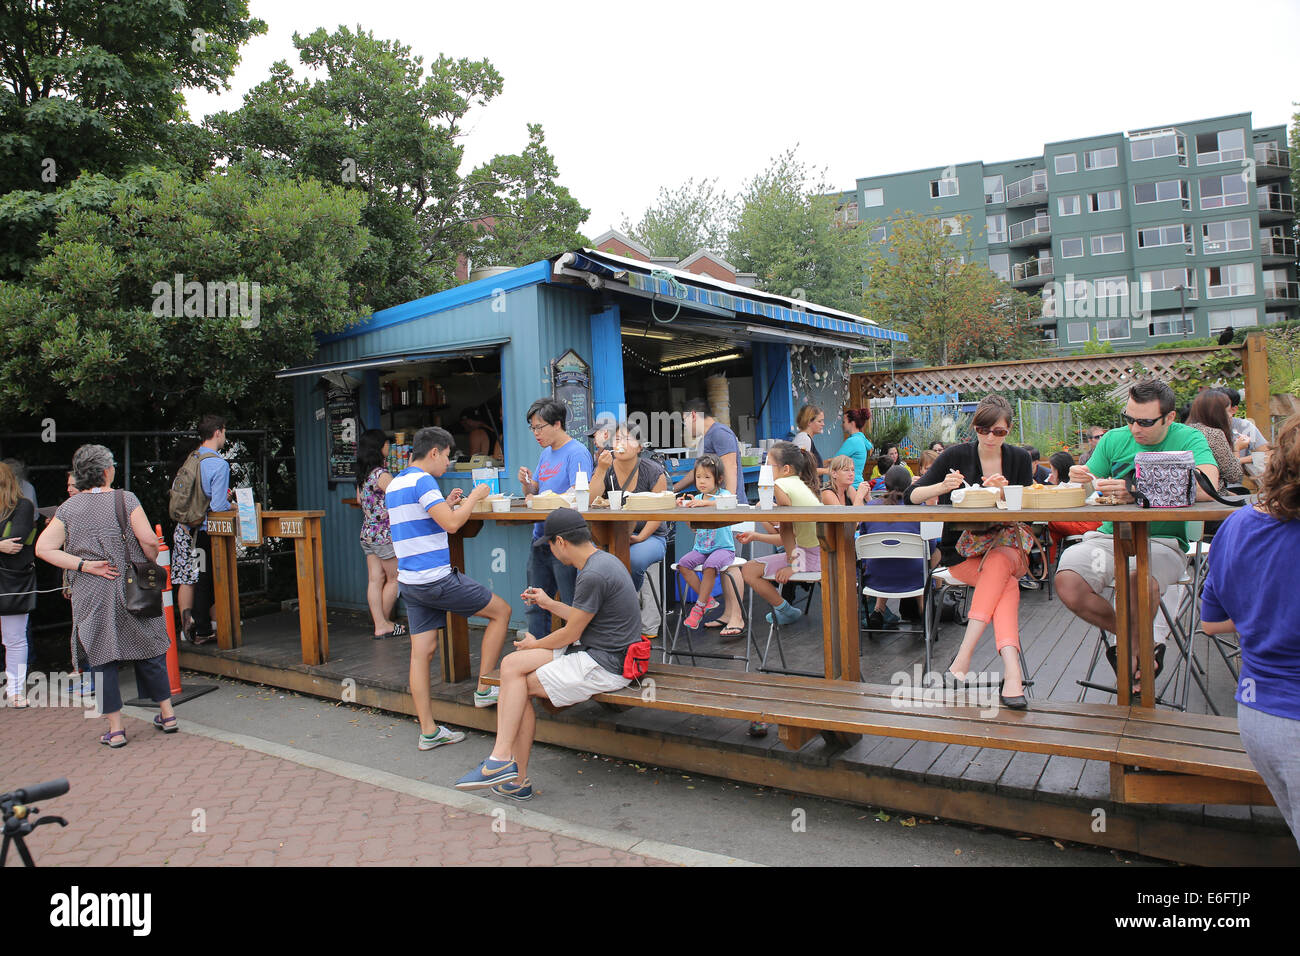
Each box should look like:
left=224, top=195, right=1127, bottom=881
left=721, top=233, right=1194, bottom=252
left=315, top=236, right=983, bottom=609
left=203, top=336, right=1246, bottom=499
left=552, top=349, right=593, bottom=453
left=326, top=386, right=360, bottom=484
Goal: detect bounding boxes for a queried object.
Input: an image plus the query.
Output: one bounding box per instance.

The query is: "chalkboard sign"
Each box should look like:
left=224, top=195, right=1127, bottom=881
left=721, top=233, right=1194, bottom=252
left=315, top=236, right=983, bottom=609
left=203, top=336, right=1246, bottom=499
left=326, top=386, right=360, bottom=484
left=552, top=349, right=593, bottom=452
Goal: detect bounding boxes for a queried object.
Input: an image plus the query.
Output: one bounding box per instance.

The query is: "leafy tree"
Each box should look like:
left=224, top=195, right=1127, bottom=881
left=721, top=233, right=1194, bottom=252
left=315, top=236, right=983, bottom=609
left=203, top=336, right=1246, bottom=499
left=726, top=148, right=869, bottom=314
left=0, top=165, right=370, bottom=431
left=208, top=26, right=587, bottom=310
left=0, top=0, right=266, bottom=274
left=621, top=177, right=735, bottom=260
left=861, top=211, right=1040, bottom=365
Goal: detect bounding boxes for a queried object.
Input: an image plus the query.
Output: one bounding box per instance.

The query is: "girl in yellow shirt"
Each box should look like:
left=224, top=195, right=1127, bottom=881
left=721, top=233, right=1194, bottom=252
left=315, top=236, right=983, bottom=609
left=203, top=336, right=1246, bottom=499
left=739, top=441, right=823, bottom=626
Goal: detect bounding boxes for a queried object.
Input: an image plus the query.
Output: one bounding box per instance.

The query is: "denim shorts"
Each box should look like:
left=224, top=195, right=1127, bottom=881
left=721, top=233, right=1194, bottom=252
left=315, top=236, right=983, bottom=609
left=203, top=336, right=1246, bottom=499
left=398, top=570, right=492, bottom=634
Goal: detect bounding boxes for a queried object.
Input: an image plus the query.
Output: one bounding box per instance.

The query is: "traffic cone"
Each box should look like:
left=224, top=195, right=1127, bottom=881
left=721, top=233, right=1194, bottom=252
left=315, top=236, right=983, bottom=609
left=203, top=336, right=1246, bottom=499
left=155, top=524, right=183, bottom=696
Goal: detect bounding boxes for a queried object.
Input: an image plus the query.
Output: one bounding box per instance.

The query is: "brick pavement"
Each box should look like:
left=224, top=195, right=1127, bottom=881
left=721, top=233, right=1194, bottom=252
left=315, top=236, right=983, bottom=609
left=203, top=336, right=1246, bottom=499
left=0, top=706, right=670, bottom=866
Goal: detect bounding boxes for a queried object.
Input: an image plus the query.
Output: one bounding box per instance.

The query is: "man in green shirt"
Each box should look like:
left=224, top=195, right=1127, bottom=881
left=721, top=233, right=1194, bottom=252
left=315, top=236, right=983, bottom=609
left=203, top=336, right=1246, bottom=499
left=1056, top=379, right=1219, bottom=689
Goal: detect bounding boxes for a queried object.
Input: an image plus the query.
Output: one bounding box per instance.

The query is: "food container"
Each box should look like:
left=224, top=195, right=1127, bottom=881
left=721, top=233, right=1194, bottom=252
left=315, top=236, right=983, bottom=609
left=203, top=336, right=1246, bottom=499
left=473, top=494, right=510, bottom=513
left=491, top=496, right=512, bottom=513
left=1022, top=485, right=1087, bottom=509
left=622, top=491, right=677, bottom=512
left=715, top=492, right=737, bottom=510
left=951, top=487, right=999, bottom=508
left=526, top=491, right=577, bottom=511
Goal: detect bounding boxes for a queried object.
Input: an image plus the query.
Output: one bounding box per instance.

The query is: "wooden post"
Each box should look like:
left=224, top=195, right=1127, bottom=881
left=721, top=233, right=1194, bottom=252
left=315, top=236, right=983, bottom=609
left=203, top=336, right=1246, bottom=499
left=207, top=513, right=241, bottom=650
left=833, top=523, right=860, bottom=682
left=1132, top=523, right=1155, bottom=709
left=1112, top=524, right=1133, bottom=707
left=1242, top=332, right=1270, bottom=437
left=817, top=524, right=840, bottom=680
left=442, top=520, right=479, bottom=683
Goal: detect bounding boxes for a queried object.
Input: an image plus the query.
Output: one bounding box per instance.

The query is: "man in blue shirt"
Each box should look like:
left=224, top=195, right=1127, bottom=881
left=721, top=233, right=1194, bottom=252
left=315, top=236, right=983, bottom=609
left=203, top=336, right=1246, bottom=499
left=389, top=426, right=513, bottom=748
left=517, top=398, right=593, bottom=640
left=174, top=414, right=232, bottom=645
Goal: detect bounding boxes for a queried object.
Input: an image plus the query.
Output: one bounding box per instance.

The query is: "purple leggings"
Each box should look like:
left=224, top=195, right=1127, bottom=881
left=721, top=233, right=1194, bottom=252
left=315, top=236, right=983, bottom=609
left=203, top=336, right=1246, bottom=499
left=678, top=549, right=735, bottom=572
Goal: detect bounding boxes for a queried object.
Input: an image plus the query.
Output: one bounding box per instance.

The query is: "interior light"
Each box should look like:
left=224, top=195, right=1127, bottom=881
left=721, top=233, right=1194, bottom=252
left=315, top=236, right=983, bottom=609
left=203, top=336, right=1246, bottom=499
left=658, top=352, right=743, bottom=373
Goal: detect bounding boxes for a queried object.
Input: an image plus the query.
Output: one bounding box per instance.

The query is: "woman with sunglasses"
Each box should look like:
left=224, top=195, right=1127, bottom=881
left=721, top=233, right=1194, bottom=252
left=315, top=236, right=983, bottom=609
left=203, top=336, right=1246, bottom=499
left=909, top=395, right=1034, bottom=708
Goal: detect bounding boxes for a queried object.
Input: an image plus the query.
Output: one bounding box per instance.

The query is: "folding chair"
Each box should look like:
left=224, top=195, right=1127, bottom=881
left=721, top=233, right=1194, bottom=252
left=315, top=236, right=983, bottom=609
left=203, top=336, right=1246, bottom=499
left=856, top=527, right=937, bottom=676
left=664, top=521, right=759, bottom=669
left=757, top=564, right=823, bottom=678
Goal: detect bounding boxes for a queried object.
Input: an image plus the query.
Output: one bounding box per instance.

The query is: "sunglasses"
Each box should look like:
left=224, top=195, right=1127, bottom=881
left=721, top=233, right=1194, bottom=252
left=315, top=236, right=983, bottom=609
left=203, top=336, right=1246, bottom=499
left=974, top=426, right=1010, bottom=437
left=1121, top=412, right=1169, bottom=428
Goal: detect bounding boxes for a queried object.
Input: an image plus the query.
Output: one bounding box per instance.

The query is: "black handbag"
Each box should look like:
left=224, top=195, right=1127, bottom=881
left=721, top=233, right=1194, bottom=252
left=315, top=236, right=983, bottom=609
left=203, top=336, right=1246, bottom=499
left=114, top=490, right=164, bottom=617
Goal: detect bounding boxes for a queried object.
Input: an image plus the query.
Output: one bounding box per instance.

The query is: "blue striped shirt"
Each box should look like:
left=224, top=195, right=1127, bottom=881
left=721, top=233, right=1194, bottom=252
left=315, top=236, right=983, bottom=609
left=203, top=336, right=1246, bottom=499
left=386, top=466, right=451, bottom=584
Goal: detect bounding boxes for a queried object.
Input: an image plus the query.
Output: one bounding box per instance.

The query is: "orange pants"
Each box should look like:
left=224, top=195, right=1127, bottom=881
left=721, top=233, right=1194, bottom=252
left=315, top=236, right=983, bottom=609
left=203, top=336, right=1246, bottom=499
left=946, top=546, right=1024, bottom=653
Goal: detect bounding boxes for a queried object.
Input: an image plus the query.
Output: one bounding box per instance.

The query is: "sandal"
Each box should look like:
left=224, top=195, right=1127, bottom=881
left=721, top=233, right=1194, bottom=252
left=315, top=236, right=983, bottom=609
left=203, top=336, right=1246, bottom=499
left=718, top=624, right=745, bottom=640
left=154, top=714, right=179, bottom=734
left=391, top=622, right=408, bottom=637
left=181, top=608, right=197, bottom=642
left=6, top=694, right=29, bottom=709
left=100, top=729, right=128, bottom=748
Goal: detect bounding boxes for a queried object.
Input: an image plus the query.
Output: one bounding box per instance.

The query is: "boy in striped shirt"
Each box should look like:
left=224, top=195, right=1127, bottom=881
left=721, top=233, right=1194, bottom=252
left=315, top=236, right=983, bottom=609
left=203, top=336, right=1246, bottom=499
left=387, top=426, right=513, bottom=750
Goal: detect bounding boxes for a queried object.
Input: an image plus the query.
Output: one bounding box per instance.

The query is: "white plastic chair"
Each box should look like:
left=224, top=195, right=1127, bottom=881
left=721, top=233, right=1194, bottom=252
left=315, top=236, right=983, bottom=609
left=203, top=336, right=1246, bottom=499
left=856, top=525, right=938, bottom=676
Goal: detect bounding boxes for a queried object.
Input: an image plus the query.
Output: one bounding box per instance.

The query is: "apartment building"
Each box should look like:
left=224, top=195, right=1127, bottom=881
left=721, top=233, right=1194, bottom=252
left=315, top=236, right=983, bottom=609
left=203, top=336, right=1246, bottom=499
left=844, top=113, right=1296, bottom=351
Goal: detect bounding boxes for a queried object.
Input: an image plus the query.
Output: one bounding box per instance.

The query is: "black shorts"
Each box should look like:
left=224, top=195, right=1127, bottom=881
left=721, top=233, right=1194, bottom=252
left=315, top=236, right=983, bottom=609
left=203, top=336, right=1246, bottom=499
left=398, top=571, right=492, bottom=633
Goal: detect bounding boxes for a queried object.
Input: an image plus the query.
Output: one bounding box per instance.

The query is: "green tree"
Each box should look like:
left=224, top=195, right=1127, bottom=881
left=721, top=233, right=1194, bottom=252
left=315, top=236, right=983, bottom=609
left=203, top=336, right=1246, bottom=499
left=0, top=165, right=370, bottom=431
left=0, top=0, right=266, bottom=274
left=726, top=148, right=869, bottom=314
left=861, top=211, right=1040, bottom=365
left=621, top=177, right=735, bottom=260
left=208, top=26, right=587, bottom=310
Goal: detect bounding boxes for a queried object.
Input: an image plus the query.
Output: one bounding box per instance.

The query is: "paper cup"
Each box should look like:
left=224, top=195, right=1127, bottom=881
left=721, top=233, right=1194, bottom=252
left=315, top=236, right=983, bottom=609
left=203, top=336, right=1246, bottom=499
left=758, top=486, right=774, bottom=510
left=1003, top=486, right=1023, bottom=511
left=491, top=497, right=511, bottom=513
left=609, top=491, right=624, bottom=510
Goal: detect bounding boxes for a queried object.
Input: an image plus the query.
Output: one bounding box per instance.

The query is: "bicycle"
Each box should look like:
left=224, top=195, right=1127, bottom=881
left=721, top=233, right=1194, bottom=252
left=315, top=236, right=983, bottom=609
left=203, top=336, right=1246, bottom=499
left=1, top=778, right=69, bottom=867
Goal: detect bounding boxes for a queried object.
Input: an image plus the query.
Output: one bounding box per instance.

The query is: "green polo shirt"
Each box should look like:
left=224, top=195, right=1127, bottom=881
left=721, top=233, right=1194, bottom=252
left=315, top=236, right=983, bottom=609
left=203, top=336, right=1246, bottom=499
left=1085, top=422, right=1215, bottom=549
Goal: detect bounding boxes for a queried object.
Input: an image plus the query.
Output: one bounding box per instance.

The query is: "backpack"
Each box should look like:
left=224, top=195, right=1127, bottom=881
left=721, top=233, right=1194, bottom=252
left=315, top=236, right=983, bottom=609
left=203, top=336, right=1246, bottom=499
left=169, top=451, right=213, bottom=525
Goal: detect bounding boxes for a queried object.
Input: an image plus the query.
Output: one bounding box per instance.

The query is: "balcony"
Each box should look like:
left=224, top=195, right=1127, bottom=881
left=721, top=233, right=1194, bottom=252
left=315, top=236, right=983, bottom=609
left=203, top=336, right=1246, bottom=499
left=1262, top=234, right=1298, bottom=266
left=1254, top=145, right=1292, bottom=182
left=1005, top=170, right=1049, bottom=208
left=1265, top=281, right=1300, bottom=304
left=1009, top=214, right=1052, bottom=247
left=1258, top=190, right=1295, bottom=224
left=1011, top=256, right=1054, bottom=287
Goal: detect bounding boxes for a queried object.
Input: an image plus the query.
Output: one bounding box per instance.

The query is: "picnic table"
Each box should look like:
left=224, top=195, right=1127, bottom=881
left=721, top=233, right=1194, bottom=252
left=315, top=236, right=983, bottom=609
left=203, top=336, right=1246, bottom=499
left=449, top=500, right=1235, bottom=708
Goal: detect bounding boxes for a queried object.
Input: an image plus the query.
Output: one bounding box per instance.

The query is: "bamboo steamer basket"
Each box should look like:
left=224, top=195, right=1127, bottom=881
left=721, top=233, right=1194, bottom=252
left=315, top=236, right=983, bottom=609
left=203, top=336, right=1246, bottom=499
left=1022, top=485, right=1087, bottom=509
left=526, top=491, right=577, bottom=511
left=951, top=487, right=999, bottom=508
left=623, top=491, right=677, bottom=512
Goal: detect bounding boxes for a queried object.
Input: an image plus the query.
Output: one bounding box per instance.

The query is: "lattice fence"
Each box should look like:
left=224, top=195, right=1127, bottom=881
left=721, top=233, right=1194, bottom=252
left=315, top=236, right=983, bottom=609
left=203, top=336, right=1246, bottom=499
left=853, top=346, right=1237, bottom=401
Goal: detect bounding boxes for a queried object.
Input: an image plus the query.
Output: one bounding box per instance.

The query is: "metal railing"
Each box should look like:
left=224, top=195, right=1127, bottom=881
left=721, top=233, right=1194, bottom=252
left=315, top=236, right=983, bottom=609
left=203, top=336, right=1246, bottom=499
left=1254, top=144, right=1291, bottom=168
left=1258, top=192, right=1295, bottom=215
left=1264, top=281, right=1300, bottom=300
left=1009, top=215, right=1052, bottom=242
left=1005, top=171, right=1048, bottom=203
left=1013, top=256, right=1054, bottom=281
left=1261, top=235, right=1298, bottom=258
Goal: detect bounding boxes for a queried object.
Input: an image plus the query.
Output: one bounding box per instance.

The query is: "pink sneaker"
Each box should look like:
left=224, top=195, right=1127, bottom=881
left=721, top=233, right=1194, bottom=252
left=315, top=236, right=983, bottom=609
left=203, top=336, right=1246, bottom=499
left=684, top=603, right=708, bottom=629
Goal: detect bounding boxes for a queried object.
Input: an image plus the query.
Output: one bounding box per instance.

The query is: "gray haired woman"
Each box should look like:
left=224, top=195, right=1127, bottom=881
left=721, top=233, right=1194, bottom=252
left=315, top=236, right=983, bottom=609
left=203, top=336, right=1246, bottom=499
left=35, top=444, right=176, bottom=746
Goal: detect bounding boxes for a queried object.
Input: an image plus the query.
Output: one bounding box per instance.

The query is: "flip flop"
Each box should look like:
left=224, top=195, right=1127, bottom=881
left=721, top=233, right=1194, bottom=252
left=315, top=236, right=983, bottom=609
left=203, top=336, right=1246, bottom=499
left=704, top=620, right=726, bottom=629
left=719, top=625, right=745, bottom=639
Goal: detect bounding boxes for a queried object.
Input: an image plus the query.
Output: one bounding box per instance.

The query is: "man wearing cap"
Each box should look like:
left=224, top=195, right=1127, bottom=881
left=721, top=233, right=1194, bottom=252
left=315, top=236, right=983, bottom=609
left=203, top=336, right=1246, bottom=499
left=454, top=509, right=642, bottom=800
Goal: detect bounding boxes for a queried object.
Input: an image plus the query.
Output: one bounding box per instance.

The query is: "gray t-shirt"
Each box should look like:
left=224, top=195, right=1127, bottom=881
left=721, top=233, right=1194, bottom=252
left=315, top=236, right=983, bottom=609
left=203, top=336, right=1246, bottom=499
left=698, top=421, right=748, bottom=504
left=569, top=549, right=642, bottom=675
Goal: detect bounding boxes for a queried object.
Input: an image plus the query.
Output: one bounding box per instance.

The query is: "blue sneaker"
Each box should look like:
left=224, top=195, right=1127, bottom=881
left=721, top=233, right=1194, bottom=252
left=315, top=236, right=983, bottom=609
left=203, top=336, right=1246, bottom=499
left=491, top=779, right=534, bottom=801
left=765, top=602, right=803, bottom=626
left=455, top=757, right=519, bottom=790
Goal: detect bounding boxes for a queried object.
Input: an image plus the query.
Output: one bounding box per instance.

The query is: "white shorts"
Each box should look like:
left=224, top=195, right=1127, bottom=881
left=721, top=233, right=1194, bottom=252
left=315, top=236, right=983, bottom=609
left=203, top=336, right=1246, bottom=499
left=535, top=649, right=630, bottom=708
left=1056, top=532, right=1188, bottom=596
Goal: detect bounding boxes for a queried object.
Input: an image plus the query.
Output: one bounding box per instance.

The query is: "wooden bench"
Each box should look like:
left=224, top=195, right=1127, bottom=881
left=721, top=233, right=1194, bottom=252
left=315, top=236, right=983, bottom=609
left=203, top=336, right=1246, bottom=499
left=484, top=663, right=1272, bottom=806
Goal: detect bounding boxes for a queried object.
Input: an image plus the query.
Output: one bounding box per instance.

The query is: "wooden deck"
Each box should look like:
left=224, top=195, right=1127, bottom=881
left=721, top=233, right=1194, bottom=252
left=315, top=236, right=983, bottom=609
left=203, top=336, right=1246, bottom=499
left=177, top=584, right=1299, bottom=866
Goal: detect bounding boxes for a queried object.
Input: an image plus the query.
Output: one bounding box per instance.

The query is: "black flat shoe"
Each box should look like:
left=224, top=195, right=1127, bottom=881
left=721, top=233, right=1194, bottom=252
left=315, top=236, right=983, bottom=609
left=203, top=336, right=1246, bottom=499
left=999, top=693, right=1028, bottom=710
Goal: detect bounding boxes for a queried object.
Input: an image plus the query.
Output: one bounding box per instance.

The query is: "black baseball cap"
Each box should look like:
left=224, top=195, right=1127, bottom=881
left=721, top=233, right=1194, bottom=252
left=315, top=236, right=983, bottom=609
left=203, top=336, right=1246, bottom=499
left=586, top=412, right=619, bottom=439
left=534, top=507, right=588, bottom=546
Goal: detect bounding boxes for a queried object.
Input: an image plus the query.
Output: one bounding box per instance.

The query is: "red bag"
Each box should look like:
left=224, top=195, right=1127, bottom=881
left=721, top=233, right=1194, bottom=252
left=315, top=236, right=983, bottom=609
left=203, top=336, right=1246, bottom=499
left=623, top=637, right=652, bottom=680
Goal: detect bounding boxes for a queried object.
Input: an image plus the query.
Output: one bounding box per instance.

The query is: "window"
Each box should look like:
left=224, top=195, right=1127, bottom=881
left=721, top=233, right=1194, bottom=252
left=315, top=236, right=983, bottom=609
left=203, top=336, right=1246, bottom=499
left=838, top=203, right=859, bottom=223
left=1133, top=179, right=1188, bottom=206
left=985, top=214, right=1007, bottom=243
left=1205, top=264, right=1255, bottom=299
left=1195, top=128, right=1246, bottom=165
left=1058, top=195, right=1081, bottom=216
left=1141, top=268, right=1196, bottom=296
left=1084, top=147, right=1118, bottom=170
left=940, top=217, right=962, bottom=236
left=1060, top=237, right=1085, bottom=258
left=1091, top=233, right=1124, bottom=255
left=869, top=224, right=887, bottom=243
left=1042, top=327, right=1058, bottom=343
left=930, top=177, right=959, bottom=198
left=1130, top=131, right=1187, bottom=163
left=1208, top=307, right=1257, bottom=333
left=1088, top=189, right=1123, bottom=212
left=988, top=253, right=1010, bottom=282
left=1136, top=224, right=1192, bottom=251
left=1066, top=321, right=1090, bottom=344
left=1063, top=278, right=1090, bottom=302
left=863, top=187, right=884, bottom=207
left=1199, top=173, right=1249, bottom=209
left=1095, top=276, right=1129, bottom=299
left=1202, top=219, right=1251, bottom=254
left=1147, top=312, right=1191, bottom=336
left=1055, top=153, right=1078, bottom=175
left=1095, top=318, right=1130, bottom=341
left=984, top=175, right=1004, bottom=204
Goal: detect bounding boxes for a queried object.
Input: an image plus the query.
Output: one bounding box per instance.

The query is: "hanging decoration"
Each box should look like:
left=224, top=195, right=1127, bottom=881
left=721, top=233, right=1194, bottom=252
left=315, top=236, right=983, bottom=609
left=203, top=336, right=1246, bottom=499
left=789, top=344, right=852, bottom=410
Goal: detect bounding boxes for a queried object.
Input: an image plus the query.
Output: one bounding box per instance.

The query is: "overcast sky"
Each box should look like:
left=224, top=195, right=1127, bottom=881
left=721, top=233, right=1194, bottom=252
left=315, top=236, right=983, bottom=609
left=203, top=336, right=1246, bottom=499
left=184, top=0, right=1299, bottom=242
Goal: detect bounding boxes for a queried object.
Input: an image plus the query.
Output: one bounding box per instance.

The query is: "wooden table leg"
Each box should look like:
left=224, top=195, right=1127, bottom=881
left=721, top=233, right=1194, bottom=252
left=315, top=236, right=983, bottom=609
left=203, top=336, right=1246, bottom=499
left=834, top=522, right=860, bottom=682
left=310, top=519, right=328, bottom=663
left=817, top=524, right=840, bottom=680
left=293, top=533, right=324, bottom=665
left=442, top=522, right=482, bottom=684
left=211, top=534, right=241, bottom=650
left=606, top=520, right=632, bottom=572
left=1132, top=522, right=1155, bottom=709
left=1112, top=524, right=1133, bottom=707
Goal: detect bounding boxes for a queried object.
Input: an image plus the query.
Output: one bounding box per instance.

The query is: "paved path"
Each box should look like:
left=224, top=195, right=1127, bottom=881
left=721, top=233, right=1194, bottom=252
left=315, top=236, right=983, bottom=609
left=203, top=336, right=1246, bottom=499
left=0, top=705, right=748, bottom=866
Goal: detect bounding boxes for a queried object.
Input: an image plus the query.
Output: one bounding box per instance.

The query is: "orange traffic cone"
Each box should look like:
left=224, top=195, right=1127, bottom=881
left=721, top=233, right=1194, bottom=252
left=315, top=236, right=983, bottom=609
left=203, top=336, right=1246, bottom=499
left=155, top=524, right=183, bottom=696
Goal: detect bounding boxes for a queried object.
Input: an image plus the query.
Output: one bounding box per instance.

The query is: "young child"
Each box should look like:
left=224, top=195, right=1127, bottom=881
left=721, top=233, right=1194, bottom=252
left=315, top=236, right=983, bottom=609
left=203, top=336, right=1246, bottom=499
left=676, top=456, right=737, bottom=629
left=739, top=442, right=822, bottom=626
left=860, top=465, right=938, bottom=629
